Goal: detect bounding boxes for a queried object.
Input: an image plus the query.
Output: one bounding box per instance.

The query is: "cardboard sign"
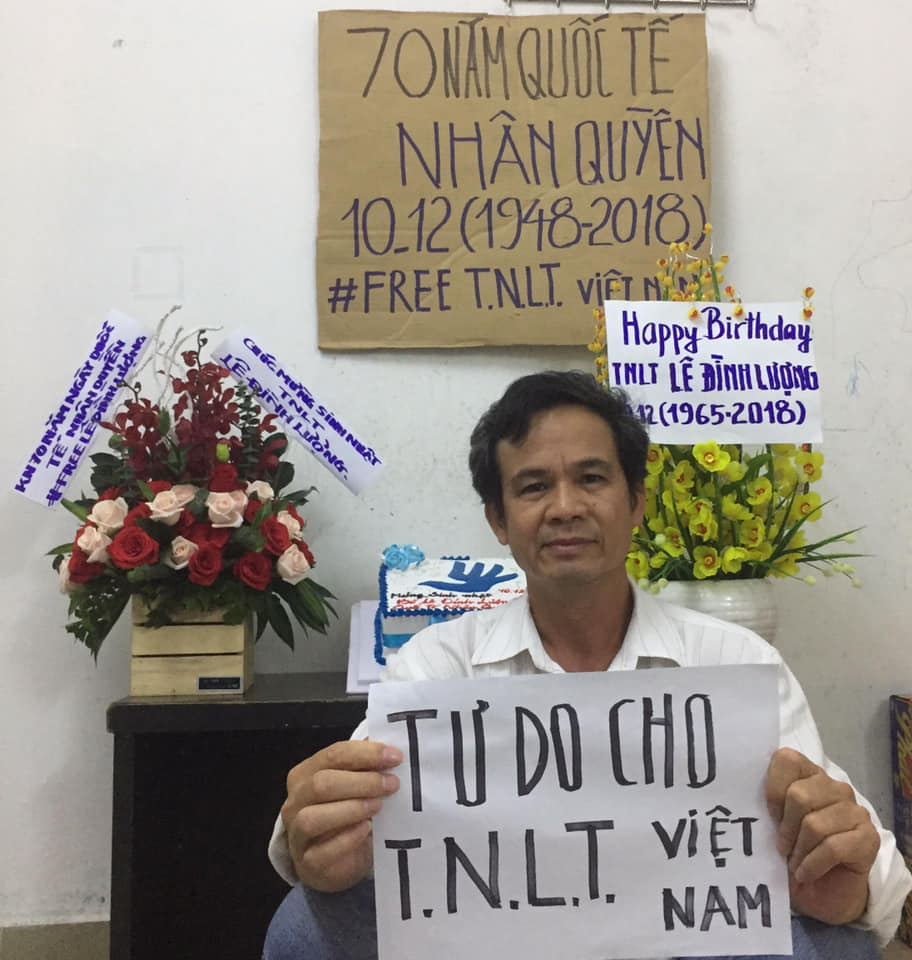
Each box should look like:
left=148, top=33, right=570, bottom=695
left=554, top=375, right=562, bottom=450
left=317, top=11, right=710, bottom=348
left=603, top=300, right=823, bottom=442
left=210, top=331, right=384, bottom=494
left=368, top=665, right=790, bottom=959
left=13, top=311, right=151, bottom=507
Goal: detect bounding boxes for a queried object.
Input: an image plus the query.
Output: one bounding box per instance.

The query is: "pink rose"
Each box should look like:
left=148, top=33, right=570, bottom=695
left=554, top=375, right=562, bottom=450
left=149, top=484, right=198, bottom=525
left=246, top=480, right=275, bottom=502
left=276, top=507, right=305, bottom=540
left=164, top=535, right=199, bottom=570
left=276, top=544, right=312, bottom=585
left=205, top=489, right=248, bottom=528
left=88, top=497, right=129, bottom=535
left=76, top=525, right=112, bottom=564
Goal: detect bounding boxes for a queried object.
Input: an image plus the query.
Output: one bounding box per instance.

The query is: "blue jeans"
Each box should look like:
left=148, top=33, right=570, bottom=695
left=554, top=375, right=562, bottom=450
left=262, top=879, right=883, bottom=959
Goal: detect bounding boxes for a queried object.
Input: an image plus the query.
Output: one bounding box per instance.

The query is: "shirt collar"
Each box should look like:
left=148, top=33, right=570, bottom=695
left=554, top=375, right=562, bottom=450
left=470, top=581, right=686, bottom=673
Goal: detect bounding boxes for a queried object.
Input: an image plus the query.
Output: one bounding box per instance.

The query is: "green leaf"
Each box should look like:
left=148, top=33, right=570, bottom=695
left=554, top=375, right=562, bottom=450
left=136, top=479, right=156, bottom=502
left=272, top=460, right=295, bottom=495
left=282, top=486, right=317, bottom=505
left=742, top=452, right=772, bottom=483
left=47, top=542, right=75, bottom=556
left=306, top=577, right=335, bottom=600
left=296, top=580, right=330, bottom=629
left=252, top=499, right=272, bottom=527
left=222, top=604, right=248, bottom=625
left=90, top=452, right=122, bottom=467
left=158, top=409, right=171, bottom=434
left=166, top=444, right=187, bottom=476
left=266, top=592, right=295, bottom=649
left=61, top=498, right=90, bottom=523
left=126, top=563, right=173, bottom=582
left=135, top=517, right=172, bottom=540
left=231, top=526, right=265, bottom=552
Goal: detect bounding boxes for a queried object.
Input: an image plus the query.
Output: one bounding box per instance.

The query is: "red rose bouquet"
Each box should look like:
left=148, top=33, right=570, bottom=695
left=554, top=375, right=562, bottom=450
left=50, top=333, right=335, bottom=658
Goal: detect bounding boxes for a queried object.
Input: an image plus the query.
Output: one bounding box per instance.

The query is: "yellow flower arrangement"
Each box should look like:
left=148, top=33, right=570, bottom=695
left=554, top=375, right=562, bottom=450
left=589, top=226, right=863, bottom=587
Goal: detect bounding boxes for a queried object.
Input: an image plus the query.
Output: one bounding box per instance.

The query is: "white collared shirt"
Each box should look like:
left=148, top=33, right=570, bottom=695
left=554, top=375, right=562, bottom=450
left=268, top=588, right=912, bottom=948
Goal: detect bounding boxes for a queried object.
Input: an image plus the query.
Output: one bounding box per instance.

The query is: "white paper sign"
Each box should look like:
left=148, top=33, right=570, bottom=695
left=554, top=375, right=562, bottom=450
left=602, top=301, right=823, bottom=443
left=368, top=665, right=790, bottom=959
left=13, top=311, right=152, bottom=507
left=210, top=332, right=384, bottom=495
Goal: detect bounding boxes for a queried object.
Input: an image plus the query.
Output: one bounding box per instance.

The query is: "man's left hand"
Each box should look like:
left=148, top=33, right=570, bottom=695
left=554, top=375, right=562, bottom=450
left=766, top=747, right=880, bottom=925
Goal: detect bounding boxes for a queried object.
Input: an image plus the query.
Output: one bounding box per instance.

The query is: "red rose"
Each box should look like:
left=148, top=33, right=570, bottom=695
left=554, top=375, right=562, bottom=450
left=184, top=521, right=231, bottom=549
left=108, top=526, right=159, bottom=569
left=298, top=541, right=315, bottom=566
left=208, top=463, right=240, bottom=493
left=98, top=487, right=123, bottom=501
left=145, top=480, right=172, bottom=495
left=175, top=508, right=197, bottom=534
left=234, top=551, right=272, bottom=591
left=188, top=543, right=223, bottom=585
left=261, top=516, right=291, bottom=556
left=244, top=498, right=264, bottom=524
left=123, top=503, right=153, bottom=526
left=67, top=547, right=106, bottom=583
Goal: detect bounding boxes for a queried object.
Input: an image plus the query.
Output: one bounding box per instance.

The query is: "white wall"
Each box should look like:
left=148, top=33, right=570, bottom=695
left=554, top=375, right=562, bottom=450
left=0, top=0, right=909, bottom=926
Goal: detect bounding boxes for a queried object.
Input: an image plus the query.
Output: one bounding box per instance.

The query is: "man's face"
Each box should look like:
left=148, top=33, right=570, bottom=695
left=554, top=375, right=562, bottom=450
left=485, top=404, right=644, bottom=593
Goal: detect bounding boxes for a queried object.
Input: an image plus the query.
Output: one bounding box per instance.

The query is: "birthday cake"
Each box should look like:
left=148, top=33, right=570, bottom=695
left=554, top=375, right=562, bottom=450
left=374, top=544, right=526, bottom=665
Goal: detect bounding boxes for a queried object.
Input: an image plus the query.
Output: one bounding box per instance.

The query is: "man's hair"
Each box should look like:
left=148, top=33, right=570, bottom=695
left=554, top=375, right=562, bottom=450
left=468, top=370, right=649, bottom=518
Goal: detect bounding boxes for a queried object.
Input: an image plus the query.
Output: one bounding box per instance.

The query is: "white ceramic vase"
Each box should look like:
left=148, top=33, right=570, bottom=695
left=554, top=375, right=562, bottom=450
left=656, top=578, right=778, bottom=645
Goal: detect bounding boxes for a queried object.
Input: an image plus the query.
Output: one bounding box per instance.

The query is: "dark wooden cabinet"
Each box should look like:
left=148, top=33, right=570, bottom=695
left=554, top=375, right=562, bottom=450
left=107, top=673, right=366, bottom=960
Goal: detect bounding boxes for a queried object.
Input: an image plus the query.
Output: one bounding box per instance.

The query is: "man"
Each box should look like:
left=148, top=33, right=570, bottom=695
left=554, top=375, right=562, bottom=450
left=265, top=371, right=911, bottom=959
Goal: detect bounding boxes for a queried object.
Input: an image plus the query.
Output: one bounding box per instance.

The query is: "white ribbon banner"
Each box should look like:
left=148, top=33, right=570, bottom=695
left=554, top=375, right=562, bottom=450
left=210, top=332, right=384, bottom=495
left=14, top=311, right=152, bottom=507
left=602, top=301, right=823, bottom=443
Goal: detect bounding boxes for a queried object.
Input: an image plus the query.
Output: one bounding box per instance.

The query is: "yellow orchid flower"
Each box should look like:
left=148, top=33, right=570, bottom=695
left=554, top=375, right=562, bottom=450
left=771, top=553, right=801, bottom=578
left=795, top=450, right=824, bottom=483
left=746, top=477, right=773, bottom=506
left=688, top=511, right=718, bottom=542
left=770, top=443, right=797, bottom=457
left=692, top=442, right=731, bottom=473
left=693, top=546, right=720, bottom=579
left=587, top=238, right=862, bottom=590
left=671, top=460, right=696, bottom=490
left=720, top=546, right=749, bottom=574
left=722, top=459, right=748, bottom=484
left=721, top=494, right=752, bottom=522
left=645, top=444, right=665, bottom=476
left=790, top=492, right=822, bottom=523
left=660, top=526, right=685, bottom=557
left=626, top=550, right=650, bottom=579
left=746, top=542, right=774, bottom=563
left=739, top=517, right=766, bottom=548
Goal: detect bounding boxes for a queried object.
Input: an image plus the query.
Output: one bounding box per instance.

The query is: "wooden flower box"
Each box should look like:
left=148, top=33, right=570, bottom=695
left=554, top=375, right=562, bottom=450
left=130, top=600, right=254, bottom=697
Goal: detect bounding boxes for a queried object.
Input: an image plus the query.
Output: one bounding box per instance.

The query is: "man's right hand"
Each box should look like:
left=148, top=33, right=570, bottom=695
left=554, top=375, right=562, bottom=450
left=281, top=739, right=403, bottom=892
